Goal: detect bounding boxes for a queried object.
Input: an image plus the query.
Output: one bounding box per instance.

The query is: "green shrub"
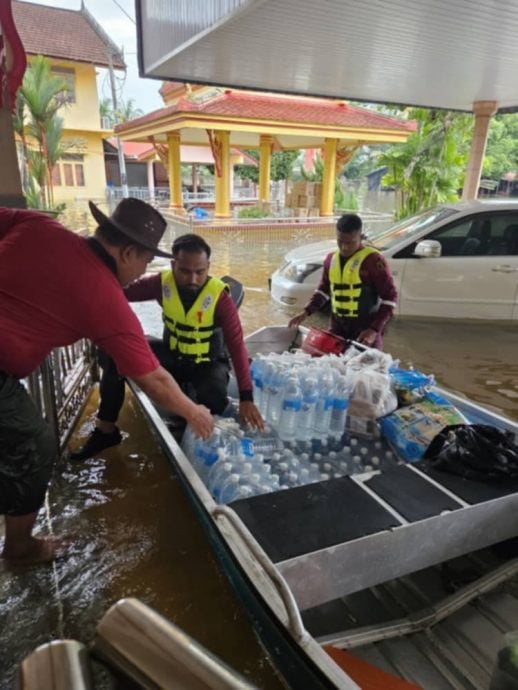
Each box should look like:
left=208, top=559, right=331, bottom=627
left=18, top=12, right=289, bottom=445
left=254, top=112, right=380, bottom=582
left=238, top=206, right=270, bottom=218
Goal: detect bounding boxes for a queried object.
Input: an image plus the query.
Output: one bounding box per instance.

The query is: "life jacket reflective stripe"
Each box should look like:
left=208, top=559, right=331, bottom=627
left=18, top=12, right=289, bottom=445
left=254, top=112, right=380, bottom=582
left=329, top=246, right=380, bottom=318
left=161, top=271, right=228, bottom=363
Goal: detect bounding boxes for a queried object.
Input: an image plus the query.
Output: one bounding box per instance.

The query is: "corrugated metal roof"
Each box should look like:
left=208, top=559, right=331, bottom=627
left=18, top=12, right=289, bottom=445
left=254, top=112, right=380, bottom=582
left=136, top=0, right=518, bottom=112
left=13, top=0, right=125, bottom=69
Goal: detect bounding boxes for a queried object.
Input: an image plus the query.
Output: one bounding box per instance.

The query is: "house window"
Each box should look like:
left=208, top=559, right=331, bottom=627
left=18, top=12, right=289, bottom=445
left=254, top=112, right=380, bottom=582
left=63, top=164, right=74, bottom=186
left=74, top=164, right=85, bottom=187
left=51, top=67, right=76, bottom=104
left=51, top=165, right=61, bottom=186
left=57, top=154, right=85, bottom=187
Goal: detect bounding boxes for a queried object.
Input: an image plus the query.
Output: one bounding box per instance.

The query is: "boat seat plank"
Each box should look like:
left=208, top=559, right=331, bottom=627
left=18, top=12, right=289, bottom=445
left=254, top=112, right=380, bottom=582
left=365, top=466, right=464, bottom=521
left=231, top=477, right=400, bottom=562
left=418, top=464, right=518, bottom=504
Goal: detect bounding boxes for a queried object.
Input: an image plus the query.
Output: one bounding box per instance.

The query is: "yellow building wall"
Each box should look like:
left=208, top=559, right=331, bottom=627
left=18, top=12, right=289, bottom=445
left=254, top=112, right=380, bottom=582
left=25, top=57, right=110, bottom=204
left=52, top=132, right=107, bottom=203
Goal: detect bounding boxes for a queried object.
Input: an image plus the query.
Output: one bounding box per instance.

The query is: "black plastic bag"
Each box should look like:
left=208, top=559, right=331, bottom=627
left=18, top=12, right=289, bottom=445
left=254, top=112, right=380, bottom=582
left=424, top=424, right=518, bottom=482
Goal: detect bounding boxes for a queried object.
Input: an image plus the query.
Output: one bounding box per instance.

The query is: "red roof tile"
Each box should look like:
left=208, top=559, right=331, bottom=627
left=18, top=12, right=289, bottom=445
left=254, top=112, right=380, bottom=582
left=117, top=89, right=416, bottom=133
left=12, top=1, right=125, bottom=69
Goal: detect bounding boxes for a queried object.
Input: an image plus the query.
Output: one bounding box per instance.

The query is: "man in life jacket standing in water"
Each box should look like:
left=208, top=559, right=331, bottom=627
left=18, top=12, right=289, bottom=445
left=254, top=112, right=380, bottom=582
left=71, top=233, right=264, bottom=460
left=288, top=213, right=398, bottom=349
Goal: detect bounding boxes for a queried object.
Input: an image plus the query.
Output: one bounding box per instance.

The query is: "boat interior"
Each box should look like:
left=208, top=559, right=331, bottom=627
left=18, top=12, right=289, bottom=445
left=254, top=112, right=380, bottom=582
left=128, top=325, right=518, bottom=690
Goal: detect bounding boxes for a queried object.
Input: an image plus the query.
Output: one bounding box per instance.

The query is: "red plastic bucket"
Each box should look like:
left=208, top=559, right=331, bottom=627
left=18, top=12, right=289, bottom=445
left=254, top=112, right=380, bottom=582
left=301, top=328, right=346, bottom=357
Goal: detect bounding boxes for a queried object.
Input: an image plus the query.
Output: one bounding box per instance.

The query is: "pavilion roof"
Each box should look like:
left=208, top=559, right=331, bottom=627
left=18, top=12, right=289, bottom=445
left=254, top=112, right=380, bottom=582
left=12, top=1, right=125, bottom=69
left=115, top=87, right=415, bottom=147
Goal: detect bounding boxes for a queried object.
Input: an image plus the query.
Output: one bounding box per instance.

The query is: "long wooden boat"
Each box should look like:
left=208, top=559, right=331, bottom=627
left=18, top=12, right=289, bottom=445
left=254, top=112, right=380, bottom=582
left=130, top=325, right=518, bottom=690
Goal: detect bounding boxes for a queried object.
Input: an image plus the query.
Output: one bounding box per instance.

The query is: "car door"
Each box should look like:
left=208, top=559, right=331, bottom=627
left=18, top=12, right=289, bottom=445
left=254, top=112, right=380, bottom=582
left=394, top=212, right=518, bottom=320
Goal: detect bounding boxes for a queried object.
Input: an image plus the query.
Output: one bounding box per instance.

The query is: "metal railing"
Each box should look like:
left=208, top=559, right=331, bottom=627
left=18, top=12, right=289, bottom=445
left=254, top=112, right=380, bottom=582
left=28, top=341, right=97, bottom=452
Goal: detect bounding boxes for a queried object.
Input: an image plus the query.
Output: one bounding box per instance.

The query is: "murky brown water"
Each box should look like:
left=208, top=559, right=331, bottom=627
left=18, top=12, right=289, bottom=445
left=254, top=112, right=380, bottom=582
left=1, top=204, right=516, bottom=688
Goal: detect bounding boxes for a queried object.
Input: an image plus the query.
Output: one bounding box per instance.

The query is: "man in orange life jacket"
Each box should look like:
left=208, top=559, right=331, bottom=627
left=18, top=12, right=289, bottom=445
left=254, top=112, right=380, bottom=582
left=71, top=233, right=264, bottom=460
left=288, top=213, right=398, bottom=349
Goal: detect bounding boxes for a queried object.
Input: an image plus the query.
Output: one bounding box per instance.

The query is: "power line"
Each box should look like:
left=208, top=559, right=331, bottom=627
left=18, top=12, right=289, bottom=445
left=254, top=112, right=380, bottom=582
left=110, top=0, right=135, bottom=24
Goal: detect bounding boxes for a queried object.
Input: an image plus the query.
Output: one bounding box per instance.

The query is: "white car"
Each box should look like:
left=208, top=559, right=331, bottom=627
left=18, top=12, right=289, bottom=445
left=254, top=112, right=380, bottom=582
left=270, top=200, right=518, bottom=321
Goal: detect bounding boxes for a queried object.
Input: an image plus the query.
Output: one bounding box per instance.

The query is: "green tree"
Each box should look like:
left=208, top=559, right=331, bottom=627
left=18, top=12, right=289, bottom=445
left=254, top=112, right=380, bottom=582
left=99, top=97, right=115, bottom=127
left=234, top=149, right=299, bottom=185
left=379, top=108, right=472, bottom=219
left=484, top=113, right=518, bottom=181
left=300, top=154, right=358, bottom=209
left=116, top=98, right=144, bottom=123
left=17, top=55, right=69, bottom=208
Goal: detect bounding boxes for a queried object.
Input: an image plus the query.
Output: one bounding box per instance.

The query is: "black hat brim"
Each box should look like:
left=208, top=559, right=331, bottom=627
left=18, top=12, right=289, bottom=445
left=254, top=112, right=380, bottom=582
left=88, top=201, right=173, bottom=258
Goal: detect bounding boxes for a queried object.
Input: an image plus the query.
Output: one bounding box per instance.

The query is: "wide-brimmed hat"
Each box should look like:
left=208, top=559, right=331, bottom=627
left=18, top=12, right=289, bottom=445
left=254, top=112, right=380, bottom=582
left=88, top=198, right=173, bottom=258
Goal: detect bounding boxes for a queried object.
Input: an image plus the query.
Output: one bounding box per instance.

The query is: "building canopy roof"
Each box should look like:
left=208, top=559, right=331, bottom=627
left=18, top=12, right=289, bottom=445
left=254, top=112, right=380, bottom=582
left=13, top=0, right=125, bottom=69
left=115, top=85, right=415, bottom=149
left=136, top=0, right=518, bottom=113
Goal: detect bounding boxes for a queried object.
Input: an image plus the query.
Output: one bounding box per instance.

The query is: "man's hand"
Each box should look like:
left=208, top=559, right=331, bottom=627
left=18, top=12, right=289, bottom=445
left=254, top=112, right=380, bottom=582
left=357, top=328, right=378, bottom=347
left=288, top=310, right=307, bottom=329
left=184, top=404, right=214, bottom=439
left=239, top=401, right=265, bottom=431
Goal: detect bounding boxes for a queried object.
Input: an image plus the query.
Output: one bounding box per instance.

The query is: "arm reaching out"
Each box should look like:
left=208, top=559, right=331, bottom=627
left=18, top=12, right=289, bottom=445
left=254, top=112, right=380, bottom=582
left=288, top=310, right=308, bottom=329
left=132, top=366, right=214, bottom=439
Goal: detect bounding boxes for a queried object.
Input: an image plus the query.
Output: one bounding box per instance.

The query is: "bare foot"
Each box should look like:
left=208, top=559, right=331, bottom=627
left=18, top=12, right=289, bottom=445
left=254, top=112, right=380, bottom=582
left=1, top=535, right=71, bottom=565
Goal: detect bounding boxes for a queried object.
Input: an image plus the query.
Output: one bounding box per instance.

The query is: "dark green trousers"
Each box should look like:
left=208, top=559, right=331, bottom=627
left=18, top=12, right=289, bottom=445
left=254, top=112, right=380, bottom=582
left=0, top=372, right=57, bottom=516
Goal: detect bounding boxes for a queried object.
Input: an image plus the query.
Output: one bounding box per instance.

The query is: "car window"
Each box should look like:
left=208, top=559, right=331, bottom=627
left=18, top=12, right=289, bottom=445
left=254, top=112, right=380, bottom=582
left=427, top=213, right=518, bottom=257
left=372, top=206, right=459, bottom=252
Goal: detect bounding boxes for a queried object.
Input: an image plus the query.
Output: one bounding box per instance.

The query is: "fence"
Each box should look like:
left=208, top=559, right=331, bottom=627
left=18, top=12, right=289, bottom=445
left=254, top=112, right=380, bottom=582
left=28, top=341, right=97, bottom=452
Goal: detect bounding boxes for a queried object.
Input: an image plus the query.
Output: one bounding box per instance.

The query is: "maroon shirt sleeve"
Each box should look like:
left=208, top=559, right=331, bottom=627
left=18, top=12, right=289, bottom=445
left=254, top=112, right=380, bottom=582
left=124, top=272, right=163, bottom=303
left=304, top=252, right=333, bottom=315
left=360, top=252, right=398, bottom=332
left=214, top=290, right=253, bottom=401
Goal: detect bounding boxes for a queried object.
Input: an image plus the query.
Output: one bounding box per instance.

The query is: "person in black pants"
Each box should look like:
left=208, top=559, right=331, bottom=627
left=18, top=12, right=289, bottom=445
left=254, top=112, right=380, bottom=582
left=71, top=234, right=263, bottom=460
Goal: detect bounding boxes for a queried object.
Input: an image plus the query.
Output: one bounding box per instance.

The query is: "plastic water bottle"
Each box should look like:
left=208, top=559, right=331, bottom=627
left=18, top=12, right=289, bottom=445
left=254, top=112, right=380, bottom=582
left=250, top=356, right=265, bottom=412
left=313, top=371, right=335, bottom=439
left=266, top=367, right=286, bottom=426
left=297, top=377, right=318, bottom=441
left=329, top=376, right=350, bottom=439
left=242, top=427, right=284, bottom=458
left=278, top=377, right=302, bottom=441
left=219, top=473, right=241, bottom=503
left=193, top=428, right=225, bottom=480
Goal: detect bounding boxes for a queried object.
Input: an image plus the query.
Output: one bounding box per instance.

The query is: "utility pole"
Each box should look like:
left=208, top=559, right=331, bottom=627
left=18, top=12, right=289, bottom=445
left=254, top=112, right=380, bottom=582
left=107, top=51, right=128, bottom=198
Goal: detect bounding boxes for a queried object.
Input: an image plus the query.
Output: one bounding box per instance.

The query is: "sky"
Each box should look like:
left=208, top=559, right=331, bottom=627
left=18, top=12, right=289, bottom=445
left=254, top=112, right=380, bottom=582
left=21, top=0, right=164, bottom=113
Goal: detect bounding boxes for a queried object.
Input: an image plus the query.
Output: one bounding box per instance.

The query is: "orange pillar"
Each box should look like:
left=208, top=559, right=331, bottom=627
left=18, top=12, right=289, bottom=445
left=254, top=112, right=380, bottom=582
left=462, top=101, right=498, bottom=201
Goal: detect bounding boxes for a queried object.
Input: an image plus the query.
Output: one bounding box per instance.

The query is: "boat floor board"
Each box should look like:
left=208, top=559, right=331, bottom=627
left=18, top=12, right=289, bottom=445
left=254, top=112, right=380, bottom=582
left=419, top=464, right=518, bottom=504
left=365, top=466, right=464, bottom=521
left=231, top=476, right=400, bottom=562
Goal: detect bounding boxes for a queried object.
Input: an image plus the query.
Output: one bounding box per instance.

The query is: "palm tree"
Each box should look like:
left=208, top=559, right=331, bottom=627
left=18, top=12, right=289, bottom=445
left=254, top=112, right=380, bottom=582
left=18, top=55, right=69, bottom=207
left=115, top=98, right=144, bottom=123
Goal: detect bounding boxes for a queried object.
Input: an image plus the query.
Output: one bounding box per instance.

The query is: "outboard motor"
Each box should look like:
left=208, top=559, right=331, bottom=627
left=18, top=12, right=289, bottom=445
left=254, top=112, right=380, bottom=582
left=221, top=275, right=244, bottom=309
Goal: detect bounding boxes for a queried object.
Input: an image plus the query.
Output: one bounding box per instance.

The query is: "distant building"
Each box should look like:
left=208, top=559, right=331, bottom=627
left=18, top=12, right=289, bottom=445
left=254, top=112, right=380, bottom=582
left=12, top=0, right=125, bottom=203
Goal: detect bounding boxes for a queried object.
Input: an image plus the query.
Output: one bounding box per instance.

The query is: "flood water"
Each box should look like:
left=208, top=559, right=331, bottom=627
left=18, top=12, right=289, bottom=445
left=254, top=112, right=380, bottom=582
left=1, top=204, right=517, bottom=688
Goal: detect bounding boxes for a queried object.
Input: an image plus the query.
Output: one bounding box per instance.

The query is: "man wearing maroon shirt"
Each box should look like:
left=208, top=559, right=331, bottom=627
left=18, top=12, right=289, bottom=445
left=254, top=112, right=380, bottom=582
left=289, top=213, right=398, bottom=349
left=72, top=233, right=264, bottom=461
left=0, top=199, right=214, bottom=564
